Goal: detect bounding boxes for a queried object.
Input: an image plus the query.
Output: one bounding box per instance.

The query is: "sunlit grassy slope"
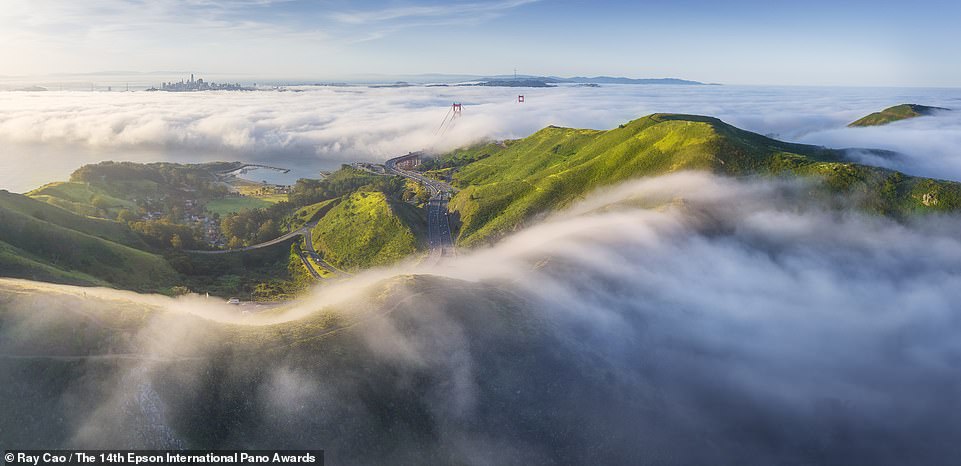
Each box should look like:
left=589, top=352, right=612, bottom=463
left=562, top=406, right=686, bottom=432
left=446, top=113, right=961, bottom=246
left=27, top=181, right=138, bottom=218
left=0, top=241, right=112, bottom=287
left=848, top=104, right=950, bottom=127
left=0, top=190, right=177, bottom=290
left=0, top=190, right=146, bottom=248
left=288, top=198, right=340, bottom=230
left=310, top=191, right=426, bottom=271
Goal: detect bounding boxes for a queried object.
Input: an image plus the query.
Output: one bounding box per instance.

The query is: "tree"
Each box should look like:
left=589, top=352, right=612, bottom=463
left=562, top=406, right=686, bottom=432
left=256, top=219, right=279, bottom=243
left=116, top=208, right=138, bottom=223
left=170, top=234, right=184, bottom=249
left=227, top=236, right=245, bottom=249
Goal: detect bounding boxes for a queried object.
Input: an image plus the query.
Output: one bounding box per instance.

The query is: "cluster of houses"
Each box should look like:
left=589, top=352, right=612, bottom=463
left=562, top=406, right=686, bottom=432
left=182, top=199, right=225, bottom=247
left=132, top=183, right=294, bottom=248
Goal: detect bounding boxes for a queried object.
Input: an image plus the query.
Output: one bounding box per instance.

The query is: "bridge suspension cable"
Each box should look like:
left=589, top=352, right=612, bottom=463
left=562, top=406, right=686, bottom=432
left=434, top=102, right=463, bottom=137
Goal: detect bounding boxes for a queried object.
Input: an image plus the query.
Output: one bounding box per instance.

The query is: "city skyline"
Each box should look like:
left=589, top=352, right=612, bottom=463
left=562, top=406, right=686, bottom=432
left=2, top=0, right=960, bottom=87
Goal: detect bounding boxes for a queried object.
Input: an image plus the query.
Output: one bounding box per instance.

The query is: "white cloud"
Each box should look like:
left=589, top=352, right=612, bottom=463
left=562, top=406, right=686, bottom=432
left=797, top=109, right=961, bottom=181
left=1, top=84, right=960, bottom=192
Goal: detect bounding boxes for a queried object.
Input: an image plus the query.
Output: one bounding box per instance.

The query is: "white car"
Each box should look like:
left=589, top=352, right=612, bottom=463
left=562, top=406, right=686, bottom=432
left=227, top=297, right=241, bottom=305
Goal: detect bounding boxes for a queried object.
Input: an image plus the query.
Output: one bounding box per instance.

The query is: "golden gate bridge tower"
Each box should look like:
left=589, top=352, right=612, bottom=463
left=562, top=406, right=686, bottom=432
left=436, top=102, right=463, bottom=135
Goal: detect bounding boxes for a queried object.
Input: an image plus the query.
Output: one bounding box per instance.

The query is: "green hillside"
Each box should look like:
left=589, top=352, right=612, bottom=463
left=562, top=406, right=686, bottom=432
left=443, top=114, right=961, bottom=246
left=288, top=198, right=341, bottom=230
left=310, top=191, right=426, bottom=270
left=1, top=162, right=421, bottom=297
left=27, top=181, right=138, bottom=219
left=0, top=190, right=147, bottom=249
left=0, top=241, right=111, bottom=287
left=848, top=104, right=950, bottom=127
left=0, top=191, right=177, bottom=290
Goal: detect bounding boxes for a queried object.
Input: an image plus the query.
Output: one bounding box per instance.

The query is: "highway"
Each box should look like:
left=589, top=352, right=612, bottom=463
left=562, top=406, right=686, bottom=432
left=425, top=195, right=455, bottom=263
left=384, top=153, right=456, bottom=264
left=303, top=226, right=352, bottom=277
left=297, top=250, right=322, bottom=279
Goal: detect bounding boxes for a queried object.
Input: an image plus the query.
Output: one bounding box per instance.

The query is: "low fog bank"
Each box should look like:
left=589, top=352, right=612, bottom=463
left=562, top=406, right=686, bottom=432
left=3, top=85, right=961, bottom=192
left=2, top=173, right=961, bottom=464
left=802, top=108, right=961, bottom=182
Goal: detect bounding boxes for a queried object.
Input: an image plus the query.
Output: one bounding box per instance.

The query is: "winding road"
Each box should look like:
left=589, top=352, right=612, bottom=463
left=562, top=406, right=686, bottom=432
left=188, top=226, right=312, bottom=254
left=185, top=221, right=344, bottom=278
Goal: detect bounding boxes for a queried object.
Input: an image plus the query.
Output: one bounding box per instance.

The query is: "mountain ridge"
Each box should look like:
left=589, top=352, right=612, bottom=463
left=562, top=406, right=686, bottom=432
left=428, top=113, right=961, bottom=246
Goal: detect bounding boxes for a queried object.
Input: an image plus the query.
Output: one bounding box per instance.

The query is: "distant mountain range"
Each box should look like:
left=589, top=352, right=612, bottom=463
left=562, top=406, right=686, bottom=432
left=423, top=75, right=709, bottom=88
left=480, top=75, right=708, bottom=85
left=307, top=73, right=711, bottom=86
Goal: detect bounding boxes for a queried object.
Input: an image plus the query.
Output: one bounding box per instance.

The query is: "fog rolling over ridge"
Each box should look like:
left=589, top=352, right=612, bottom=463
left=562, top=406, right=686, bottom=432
left=2, top=85, right=961, bottom=192
left=2, top=173, right=961, bottom=464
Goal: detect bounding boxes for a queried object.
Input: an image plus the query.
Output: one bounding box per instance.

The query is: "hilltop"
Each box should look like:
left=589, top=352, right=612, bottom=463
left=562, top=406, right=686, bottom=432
left=28, top=181, right=140, bottom=219
left=310, top=190, right=426, bottom=271
left=422, top=113, right=961, bottom=247
left=848, top=103, right=950, bottom=127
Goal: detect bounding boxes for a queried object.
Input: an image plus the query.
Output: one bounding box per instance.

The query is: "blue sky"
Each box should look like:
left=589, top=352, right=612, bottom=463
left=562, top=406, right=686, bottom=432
left=1, top=0, right=959, bottom=86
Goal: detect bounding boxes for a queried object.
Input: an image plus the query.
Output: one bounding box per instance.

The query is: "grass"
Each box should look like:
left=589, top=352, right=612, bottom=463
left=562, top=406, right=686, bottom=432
left=310, top=191, right=426, bottom=271
left=0, top=240, right=112, bottom=287
left=0, top=190, right=146, bottom=249
left=446, top=113, right=961, bottom=247
left=258, top=194, right=289, bottom=203
left=848, top=104, right=949, bottom=127
left=205, top=196, right=276, bottom=216
left=231, top=179, right=289, bottom=203
left=0, top=194, right=179, bottom=291
left=420, top=142, right=507, bottom=171
left=27, top=181, right=137, bottom=218
left=288, top=198, right=341, bottom=230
